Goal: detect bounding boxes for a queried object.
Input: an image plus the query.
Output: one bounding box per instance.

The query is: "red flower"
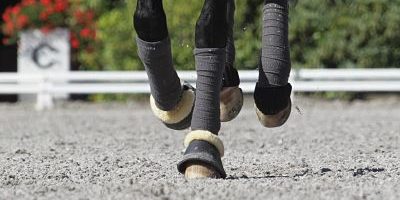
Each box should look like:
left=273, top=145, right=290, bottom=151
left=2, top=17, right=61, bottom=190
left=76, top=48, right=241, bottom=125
left=71, top=38, right=80, bottom=49
left=54, top=0, right=68, bottom=12
left=73, top=10, right=85, bottom=24
left=40, top=0, right=52, bottom=6
left=86, top=11, right=95, bottom=21
left=1, top=0, right=97, bottom=49
left=39, top=11, right=49, bottom=20
left=17, top=15, right=29, bottom=28
left=70, top=33, right=80, bottom=49
left=2, top=8, right=12, bottom=22
left=12, top=6, right=21, bottom=15
left=21, top=0, right=36, bottom=6
left=79, top=28, right=92, bottom=38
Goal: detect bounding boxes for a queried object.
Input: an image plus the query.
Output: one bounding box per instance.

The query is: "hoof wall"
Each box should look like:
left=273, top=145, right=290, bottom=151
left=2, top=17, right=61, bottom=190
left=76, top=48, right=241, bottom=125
left=220, top=87, right=243, bottom=122
left=185, top=163, right=221, bottom=179
left=255, top=99, right=292, bottom=128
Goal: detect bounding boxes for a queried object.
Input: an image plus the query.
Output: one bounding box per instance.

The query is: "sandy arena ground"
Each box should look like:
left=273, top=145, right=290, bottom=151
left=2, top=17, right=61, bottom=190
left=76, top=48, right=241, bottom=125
left=0, top=96, right=399, bottom=200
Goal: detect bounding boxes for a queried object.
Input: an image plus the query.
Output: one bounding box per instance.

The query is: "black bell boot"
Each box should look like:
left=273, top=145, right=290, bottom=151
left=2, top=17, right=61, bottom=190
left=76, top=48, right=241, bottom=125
left=177, top=130, right=226, bottom=179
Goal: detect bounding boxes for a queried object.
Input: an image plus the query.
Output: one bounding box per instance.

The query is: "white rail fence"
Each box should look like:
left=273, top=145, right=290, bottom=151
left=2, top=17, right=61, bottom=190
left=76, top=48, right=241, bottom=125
left=0, top=68, right=400, bottom=110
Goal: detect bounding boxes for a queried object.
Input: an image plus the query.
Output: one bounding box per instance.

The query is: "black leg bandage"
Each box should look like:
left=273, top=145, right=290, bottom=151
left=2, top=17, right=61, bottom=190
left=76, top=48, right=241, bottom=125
left=134, top=0, right=182, bottom=111
left=255, top=0, right=292, bottom=115
left=136, top=37, right=182, bottom=111
left=191, top=48, right=225, bottom=134
left=191, top=0, right=228, bottom=134
left=259, top=0, right=291, bottom=86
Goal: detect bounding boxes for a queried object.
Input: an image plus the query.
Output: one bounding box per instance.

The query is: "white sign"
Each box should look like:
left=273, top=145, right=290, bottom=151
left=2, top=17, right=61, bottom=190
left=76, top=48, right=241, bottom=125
left=18, top=28, right=70, bottom=100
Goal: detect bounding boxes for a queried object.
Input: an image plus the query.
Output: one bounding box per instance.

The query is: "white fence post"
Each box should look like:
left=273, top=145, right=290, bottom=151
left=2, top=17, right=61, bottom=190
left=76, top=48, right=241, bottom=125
left=35, top=74, right=54, bottom=111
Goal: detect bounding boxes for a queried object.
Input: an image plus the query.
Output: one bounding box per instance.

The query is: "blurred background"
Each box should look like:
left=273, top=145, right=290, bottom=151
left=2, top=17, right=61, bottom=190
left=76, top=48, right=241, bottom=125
left=1, top=0, right=399, bottom=104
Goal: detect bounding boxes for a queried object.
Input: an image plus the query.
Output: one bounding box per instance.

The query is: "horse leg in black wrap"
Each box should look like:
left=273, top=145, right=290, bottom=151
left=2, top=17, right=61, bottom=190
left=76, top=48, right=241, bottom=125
left=178, top=0, right=228, bottom=179
left=192, top=0, right=227, bottom=136
left=254, top=0, right=293, bottom=128
left=134, top=0, right=195, bottom=130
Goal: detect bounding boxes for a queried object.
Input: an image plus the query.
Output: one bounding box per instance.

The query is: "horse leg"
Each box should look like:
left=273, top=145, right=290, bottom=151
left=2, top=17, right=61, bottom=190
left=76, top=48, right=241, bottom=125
left=177, top=0, right=228, bottom=179
left=134, top=0, right=168, bottom=42
left=134, top=0, right=195, bottom=130
left=220, top=0, right=244, bottom=122
left=254, top=0, right=293, bottom=128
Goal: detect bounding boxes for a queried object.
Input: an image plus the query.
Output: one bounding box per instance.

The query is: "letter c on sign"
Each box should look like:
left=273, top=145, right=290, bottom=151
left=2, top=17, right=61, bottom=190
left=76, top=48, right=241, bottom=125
left=32, top=43, right=59, bottom=69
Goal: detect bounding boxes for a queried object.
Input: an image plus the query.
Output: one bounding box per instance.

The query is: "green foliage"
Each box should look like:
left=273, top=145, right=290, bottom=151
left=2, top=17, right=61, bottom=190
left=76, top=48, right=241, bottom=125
left=163, top=1, right=203, bottom=70
left=290, top=0, right=400, bottom=68
left=234, top=0, right=263, bottom=69
left=79, top=0, right=140, bottom=71
left=79, top=0, right=400, bottom=71
left=79, top=0, right=266, bottom=70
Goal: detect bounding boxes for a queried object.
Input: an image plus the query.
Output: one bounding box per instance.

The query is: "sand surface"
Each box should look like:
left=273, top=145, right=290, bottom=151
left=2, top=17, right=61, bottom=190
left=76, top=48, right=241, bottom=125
left=0, top=97, right=399, bottom=200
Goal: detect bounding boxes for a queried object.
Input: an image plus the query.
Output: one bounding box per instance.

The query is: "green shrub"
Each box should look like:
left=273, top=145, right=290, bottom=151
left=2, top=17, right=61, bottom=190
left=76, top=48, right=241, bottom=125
left=290, top=0, right=400, bottom=68
left=78, top=0, right=140, bottom=71
left=79, top=0, right=400, bottom=70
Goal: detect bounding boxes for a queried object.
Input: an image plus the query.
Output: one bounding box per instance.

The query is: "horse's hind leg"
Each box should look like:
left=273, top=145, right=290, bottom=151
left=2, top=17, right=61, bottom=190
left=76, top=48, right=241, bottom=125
left=134, top=0, right=195, bottom=130
left=254, top=0, right=293, bottom=128
left=177, top=0, right=228, bottom=179
left=220, top=0, right=244, bottom=122
left=134, top=0, right=168, bottom=42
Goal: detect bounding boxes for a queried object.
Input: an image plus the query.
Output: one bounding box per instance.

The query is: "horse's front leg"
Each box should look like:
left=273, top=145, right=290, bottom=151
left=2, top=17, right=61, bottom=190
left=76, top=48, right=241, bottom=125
left=177, top=0, right=229, bottom=179
left=134, top=0, right=195, bottom=130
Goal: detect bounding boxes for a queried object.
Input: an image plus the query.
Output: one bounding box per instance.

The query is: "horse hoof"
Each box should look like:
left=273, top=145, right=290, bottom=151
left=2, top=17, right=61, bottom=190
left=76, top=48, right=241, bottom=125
left=220, top=87, right=243, bottom=122
left=150, top=84, right=195, bottom=130
left=255, top=99, right=292, bottom=128
left=177, top=136, right=226, bottom=179
left=185, top=163, right=221, bottom=179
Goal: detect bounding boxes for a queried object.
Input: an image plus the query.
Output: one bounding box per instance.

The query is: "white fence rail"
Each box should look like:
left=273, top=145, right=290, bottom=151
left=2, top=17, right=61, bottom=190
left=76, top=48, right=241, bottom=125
left=0, top=69, right=399, bottom=110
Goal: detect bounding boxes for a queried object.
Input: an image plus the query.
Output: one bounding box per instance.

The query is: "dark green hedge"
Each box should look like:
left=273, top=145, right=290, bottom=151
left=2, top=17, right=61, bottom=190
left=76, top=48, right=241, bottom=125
left=80, top=0, right=400, bottom=71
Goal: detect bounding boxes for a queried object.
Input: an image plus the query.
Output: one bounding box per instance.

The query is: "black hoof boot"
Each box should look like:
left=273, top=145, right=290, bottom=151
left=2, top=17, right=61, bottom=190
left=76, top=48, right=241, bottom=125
left=178, top=140, right=226, bottom=179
